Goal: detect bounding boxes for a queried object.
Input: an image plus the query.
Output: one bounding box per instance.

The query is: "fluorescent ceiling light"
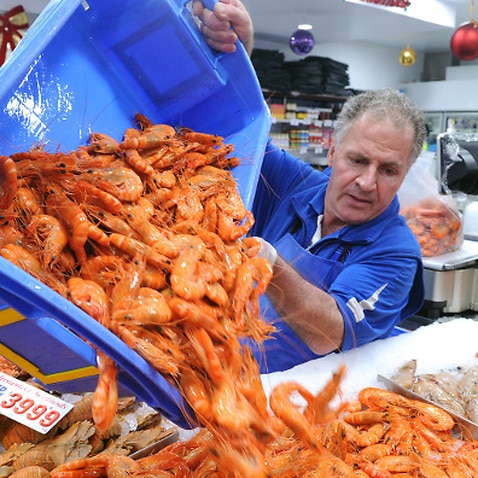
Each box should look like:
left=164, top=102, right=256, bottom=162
left=344, top=0, right=456, bottom=27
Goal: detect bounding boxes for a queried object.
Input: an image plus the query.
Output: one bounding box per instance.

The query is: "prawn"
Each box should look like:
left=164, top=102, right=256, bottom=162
left=120, top=123, right=177, bottom=150
left=109, top=233, right=171, bottom=271
left=269, top=381, right=320, bottom=450
left=0, top=243, right=67, bottom=296
left=81, top=167, right=144, bottom=202
left=179, top=127, right=223, bottom=147
left=50, top=454, right=139, bottom=478
left=186, top=328, right=225, bottom=384
left=14, top=186, right=42, bottom=218
left=305, top=363, right=346, bottom=425
left=87, top=132, right=120, bottom=155
left=215, top=191, right=255, bottom=241
left=232, top=257, right=273, bottom=331
left=122, top=148, right=154, bottom=176
left=112, top=286, right=172, bottom=325
left=0, top=224, right=23, bottom=248
left=84, top=205, right=139, bottom=240
left=75, top=179, right=123, bottom=214
left=169, top=234, right=207, bottom=301
left=92, top=351, right=118, bottom=432
left=169, top=297, right=227, bottom=339
left=178, top=368, right=214, bottom=422
left=8, top=466, right=51, bottom=478
left=26, top=214, right=69, bottom=267
left=67, top=277, right=110, bottom=327
left=0, top=155, right=18, bottom=211
left=115, top=325, right=180, bottom=377
left=45, top=185, right=90, bottom=263
left=67, top=277, right=117, bottom=432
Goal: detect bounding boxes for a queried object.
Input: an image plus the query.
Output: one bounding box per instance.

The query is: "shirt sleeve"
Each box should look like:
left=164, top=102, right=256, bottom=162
left=251, top=140, right=317, bottom=235
left=328, top=248, right=422, bottom=352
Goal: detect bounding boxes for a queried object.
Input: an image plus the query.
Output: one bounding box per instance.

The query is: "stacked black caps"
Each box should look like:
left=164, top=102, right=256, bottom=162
left=284, top=56, right=350, bottom=96
left=251, top=49, right=291, bottom=93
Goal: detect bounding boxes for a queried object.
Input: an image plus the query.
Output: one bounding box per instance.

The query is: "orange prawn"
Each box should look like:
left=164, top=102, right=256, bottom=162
left=81, top=167, right=144, bottom=202
left=232, top=256, right=273, bottom=332
left=269, top=381, right=320, bottom=451
left=119, top=123, right=176, bottom=150
left=112, top=286, right=172, bottom=325
left=87, top=132, right=120, bottom=155
left=92, top=351, right=118, bottom=432
left=26, top=214, right=69, bottom=267
left=0, top=243, right=68, bottom=296
left=45, top=185, right=90, bottom=263
left=115, top=325, right=180, bottom=377
left=122, top=149, right=154, bottom=176
left=215, top=191, right=255, bottom=241
left=67, top=277, right=117, bottom=432
left=0, top=156, right=18, bottom=211
left=169, top=234, right=207, bottom=301
left=14, top=186, right=42, bottom=218
left=50, top=454, right=138, bottom=478
left=75, top=179, right=123, bottom=214
left=109, top=233, right=171, bottom=271
left=67, top=277, right=110, bottom=327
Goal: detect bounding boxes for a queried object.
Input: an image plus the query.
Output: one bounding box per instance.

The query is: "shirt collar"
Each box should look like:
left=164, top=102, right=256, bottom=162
left=291, top=185, right=401, bottom=244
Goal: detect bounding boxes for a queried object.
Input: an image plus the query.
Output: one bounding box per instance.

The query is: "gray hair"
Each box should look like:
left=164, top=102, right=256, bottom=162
left=333, top=88, right=427, bottom=165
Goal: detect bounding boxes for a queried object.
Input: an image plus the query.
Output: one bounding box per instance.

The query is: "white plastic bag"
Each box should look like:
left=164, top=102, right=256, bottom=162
left=398, top=154, right=463, bottom=257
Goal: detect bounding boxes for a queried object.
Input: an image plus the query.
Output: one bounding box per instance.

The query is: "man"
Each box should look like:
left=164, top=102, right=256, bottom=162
left=195, top=0, right=427, bottom=373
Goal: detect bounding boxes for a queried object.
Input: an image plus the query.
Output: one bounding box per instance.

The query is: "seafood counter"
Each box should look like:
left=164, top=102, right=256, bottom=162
left=2, top=318, right=478, bottom=476
left=261, top=317, right=478, bottom=405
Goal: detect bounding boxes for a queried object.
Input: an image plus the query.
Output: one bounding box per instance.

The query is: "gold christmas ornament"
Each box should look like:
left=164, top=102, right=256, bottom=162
left=399, top=45, right=417, bottom=66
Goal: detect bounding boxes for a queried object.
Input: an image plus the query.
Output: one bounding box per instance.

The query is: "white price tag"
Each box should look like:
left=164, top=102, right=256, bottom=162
left=0, top=372, right=73, bottom=434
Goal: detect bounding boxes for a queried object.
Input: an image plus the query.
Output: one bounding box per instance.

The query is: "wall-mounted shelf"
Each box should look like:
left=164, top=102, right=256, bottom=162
left=264, top=90, right=347, bottom=164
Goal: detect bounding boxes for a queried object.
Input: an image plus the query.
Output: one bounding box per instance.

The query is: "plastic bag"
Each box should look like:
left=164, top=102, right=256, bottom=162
left=398, top=153, right=463, bottom=257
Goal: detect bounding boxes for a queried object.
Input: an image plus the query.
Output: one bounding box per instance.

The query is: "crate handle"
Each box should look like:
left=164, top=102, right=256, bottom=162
left=180, top=0, right=246, bottom=59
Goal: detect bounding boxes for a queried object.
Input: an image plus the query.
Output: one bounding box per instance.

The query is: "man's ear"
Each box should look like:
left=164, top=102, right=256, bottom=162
left=327, top=139, right=335, bottom=167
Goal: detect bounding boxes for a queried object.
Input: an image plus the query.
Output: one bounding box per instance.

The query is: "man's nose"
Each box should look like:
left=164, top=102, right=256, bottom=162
left=356, top=167, right=377, bottom=191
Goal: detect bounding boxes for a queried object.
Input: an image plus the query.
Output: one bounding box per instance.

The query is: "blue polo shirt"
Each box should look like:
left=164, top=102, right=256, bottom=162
left=249, top=140, right=424, bottom=370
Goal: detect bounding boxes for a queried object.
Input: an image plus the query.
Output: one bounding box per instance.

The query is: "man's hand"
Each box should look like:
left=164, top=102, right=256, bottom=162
left=193, top=0, right=254, bottom=55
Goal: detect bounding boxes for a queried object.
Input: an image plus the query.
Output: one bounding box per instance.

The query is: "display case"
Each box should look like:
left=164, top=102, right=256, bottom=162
left=445, top=112, right=478, bottom=135
left=424, top=112, right=445, bottom=152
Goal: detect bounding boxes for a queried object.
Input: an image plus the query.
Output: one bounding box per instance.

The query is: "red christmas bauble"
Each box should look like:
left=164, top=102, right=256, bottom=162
left=450, top=22, right=478, bottom=61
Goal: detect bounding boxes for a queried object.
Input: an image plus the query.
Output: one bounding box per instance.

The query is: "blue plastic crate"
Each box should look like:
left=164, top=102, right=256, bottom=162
left=0, top=0, right=270, bottom=428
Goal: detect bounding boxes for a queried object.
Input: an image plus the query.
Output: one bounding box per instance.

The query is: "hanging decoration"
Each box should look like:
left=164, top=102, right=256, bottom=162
left=355, top=0, right=411, bottom=8
left=0, top=5, right=29, bottom=67
left=289, top=29, right=315, bottom=56
left=450, top=0, right=478, bottom=61
left=399, top=44, right=417, bottom=66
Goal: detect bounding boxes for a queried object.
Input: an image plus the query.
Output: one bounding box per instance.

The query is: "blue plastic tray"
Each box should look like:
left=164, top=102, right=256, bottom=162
left=0, top=257, right=197, bottom=428
left=0, top=0, right=270, bottom=429
left=0, top=0, right=270, bottom=209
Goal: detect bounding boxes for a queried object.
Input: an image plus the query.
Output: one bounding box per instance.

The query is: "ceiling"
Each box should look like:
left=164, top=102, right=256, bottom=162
left=3, top=0, right=474, bottom=54
left=242, top=0, right=472, bottom=54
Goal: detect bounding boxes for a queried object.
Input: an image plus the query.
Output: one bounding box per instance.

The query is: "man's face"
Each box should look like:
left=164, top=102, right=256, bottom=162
left=324, top=113, right=414, bottom=234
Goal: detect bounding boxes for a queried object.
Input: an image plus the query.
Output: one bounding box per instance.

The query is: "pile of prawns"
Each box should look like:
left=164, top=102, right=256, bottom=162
left=2, top=116, right=478, bottom=477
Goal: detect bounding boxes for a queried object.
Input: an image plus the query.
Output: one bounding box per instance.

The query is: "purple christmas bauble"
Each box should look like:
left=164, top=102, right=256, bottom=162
left=289, top=29, right=315, bottom=55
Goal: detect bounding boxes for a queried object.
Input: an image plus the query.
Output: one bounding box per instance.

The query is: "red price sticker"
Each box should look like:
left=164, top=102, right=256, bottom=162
left=0, top=372, right=73, bottom=434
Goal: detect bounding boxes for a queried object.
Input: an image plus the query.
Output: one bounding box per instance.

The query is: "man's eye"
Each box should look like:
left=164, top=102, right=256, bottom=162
left=383, top=167, right=397, bottom=176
